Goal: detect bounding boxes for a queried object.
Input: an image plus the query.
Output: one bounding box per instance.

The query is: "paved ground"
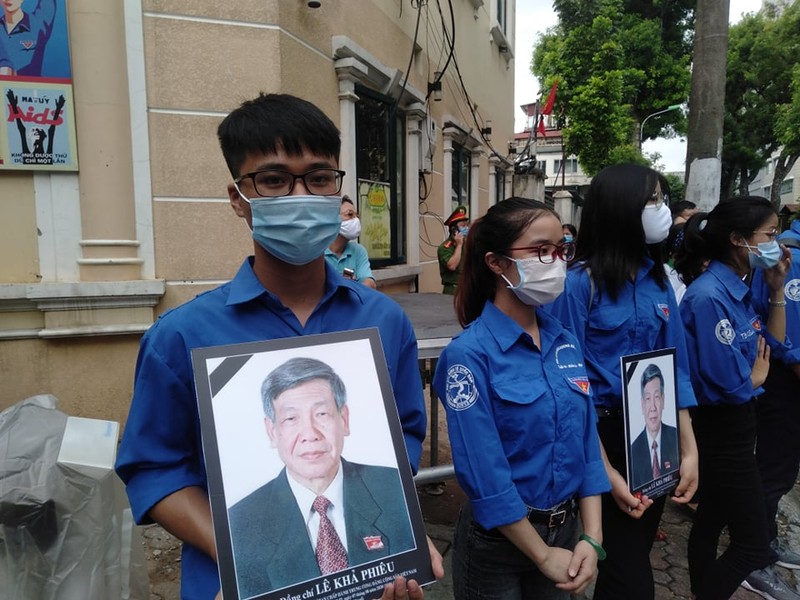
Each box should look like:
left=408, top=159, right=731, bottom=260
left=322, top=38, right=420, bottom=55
left=408, top=479, right=800, bottom=600
left=143, top=477, right=800, bottom=599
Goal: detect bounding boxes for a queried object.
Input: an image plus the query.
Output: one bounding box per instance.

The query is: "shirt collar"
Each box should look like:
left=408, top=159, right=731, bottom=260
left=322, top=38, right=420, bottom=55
left=324, top=245, right=353, bottom=259
left=480, top=300, right=559, bottom=354
left=225, top=257, right=367, bottom=307
left=286, top=460, right=345, bottom=524
left=1, top=12, right=32, bottom=34
left=646, top=426, right=663, bottom=452
left=706, top=260, right=750, bottom=302
left=635, top=256, right=657, bottom=282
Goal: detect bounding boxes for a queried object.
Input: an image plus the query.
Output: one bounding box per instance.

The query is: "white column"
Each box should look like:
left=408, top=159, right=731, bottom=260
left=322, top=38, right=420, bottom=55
left=124, top=0, right=155, bottom=279
left=405, top=103, right=426, bottom=266
left=488, top=156, right=499, bottom=207
left=335, top=59, right=367, bottom=202
left=34, top=173, right=82, bottom=282
left=442, top=136, right=454, bottom=218
left=470, top=149, right=482, bottom=220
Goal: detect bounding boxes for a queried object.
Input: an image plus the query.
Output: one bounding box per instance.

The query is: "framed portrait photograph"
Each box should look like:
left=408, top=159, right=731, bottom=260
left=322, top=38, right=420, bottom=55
left=621, top=348, right=681, bottom=500
left=192, top=328, right=433, bottom=600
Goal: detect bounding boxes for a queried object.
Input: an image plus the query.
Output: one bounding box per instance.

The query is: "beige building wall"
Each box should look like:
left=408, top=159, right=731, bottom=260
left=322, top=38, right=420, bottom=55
left=0, top=0, right=515, bottom=422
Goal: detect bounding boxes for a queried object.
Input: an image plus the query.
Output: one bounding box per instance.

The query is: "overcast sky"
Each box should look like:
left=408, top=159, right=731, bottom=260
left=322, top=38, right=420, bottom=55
left=513, top=0, right=764, bottom=172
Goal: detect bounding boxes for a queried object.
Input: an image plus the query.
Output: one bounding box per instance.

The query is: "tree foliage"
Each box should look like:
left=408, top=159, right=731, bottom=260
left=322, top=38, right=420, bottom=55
left=532, top=0, right=694, bottom=175
left=722, top=1, right=800, bottom=206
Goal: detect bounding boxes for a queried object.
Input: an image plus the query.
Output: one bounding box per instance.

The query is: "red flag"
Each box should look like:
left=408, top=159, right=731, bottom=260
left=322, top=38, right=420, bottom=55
left=542, top=81, right=558, bottom=115
left=537, top=115, right=546, bottom=137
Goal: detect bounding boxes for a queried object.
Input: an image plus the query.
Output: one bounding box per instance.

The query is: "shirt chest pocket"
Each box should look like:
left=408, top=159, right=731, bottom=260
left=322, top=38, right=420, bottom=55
left=587, top=307, right=631, bottom=350
left=491, top=377, right=554, bottom=443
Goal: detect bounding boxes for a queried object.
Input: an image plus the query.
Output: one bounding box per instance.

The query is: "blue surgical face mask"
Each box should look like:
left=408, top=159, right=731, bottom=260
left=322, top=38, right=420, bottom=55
left=238, top=190, right=341, bottom=265
left=744, top=240, right=782, bottom=270
left=563, top=234, right=574, bottom=243
left=458, top=225, right=470, bottom=237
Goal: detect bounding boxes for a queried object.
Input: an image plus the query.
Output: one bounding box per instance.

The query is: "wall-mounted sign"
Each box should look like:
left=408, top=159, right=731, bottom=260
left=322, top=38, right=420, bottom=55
left=0, top=0, right=78, bottom=170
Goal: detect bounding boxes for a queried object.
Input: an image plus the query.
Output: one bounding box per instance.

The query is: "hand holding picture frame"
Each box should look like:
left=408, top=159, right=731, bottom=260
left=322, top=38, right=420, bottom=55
left=621, top=348, right=681, bottom=500
left=192, top=328, right=433, bottom=600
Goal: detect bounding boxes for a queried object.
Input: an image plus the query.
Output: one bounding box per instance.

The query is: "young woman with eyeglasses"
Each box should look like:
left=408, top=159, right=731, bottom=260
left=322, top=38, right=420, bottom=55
left=545, top=164, right=699, bottom=599
left=674, top=197, right=792, bottom=599
left=432, top=197, right=610, bottom=599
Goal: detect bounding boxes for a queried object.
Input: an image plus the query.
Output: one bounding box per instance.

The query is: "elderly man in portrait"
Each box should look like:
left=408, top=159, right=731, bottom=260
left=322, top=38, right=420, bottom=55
left=227, top=357, right=414, bottom=598
left=629, top=363, right=680, bottom=490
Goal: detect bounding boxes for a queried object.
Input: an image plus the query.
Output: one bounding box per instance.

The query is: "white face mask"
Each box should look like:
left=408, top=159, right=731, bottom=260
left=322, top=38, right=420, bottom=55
left=339, top=217, right=361, bottom=240
left=501, top=256, right=567, bottom=306
left=642, top=203, right=672, bottom=244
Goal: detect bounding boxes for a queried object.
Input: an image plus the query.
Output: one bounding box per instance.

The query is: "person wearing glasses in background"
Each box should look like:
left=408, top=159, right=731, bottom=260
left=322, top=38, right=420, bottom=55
left=115, top=93, right=442, bottom=600
left=325, top=195, right=377, bottom=288
left=433, top=197, right=610, bottom=599
left=675, top=197, right=793, bottom=600
left=545, top=164, right=699, bottom=600
left=747, top=215, right=800, bottom=598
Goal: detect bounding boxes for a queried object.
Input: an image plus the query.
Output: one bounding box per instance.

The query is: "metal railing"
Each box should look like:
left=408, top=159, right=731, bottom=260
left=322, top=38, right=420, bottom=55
left=412, top=352, right=457, bottom=486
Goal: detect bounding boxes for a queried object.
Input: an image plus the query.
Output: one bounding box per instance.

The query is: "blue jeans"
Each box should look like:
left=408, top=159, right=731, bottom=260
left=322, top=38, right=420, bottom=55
left=452, top=502, right=577, bottom=600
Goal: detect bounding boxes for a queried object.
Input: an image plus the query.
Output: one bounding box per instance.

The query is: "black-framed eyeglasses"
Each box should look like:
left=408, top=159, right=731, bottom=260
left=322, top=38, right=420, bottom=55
left=234, top=168, right=346, bottom=197
left=503, top=242, right=576, bottom=264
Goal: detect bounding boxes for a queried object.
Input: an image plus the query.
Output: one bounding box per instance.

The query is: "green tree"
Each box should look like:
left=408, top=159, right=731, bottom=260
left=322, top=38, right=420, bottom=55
left=532, top=0, right=693, bottom=175
left=722, top=1, right=800, bottom=206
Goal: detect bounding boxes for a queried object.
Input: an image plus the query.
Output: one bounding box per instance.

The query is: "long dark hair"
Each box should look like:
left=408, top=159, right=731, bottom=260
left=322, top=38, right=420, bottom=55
left=455, top=197, right=559, bottom=326
left=575, top=163, right=667, bottom=299
left=674, top=196, right=776, bottom=286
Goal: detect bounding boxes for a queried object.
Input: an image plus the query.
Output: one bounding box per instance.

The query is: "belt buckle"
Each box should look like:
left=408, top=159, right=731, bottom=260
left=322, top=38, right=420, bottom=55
left=548, top=509, right=567, bottom=528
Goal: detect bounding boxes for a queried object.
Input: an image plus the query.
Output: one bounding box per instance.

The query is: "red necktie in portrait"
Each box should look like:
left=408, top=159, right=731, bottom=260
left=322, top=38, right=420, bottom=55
left=313, top=495, right=349, bottom=574
left=652, top=440, right=661, bottom=479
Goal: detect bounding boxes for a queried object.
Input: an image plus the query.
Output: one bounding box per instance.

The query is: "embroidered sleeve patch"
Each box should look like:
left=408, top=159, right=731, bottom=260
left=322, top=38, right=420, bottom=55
left=786, top=278, right=800, bottom=302
left=715, top=319, right=735, bottom=345
left=445, top=364, right=478, bottom=411
left=568, top=376, right=592, bottom=395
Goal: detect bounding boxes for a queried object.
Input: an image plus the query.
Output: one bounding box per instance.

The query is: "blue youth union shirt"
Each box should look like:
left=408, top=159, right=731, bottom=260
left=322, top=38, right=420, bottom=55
left=544, top=259, right=697, bottom=410
left=115, top=258, right=426, bottom=600
left=681, top=260, right=783, bottom=405
left=433, top=301, right=609, bottom=531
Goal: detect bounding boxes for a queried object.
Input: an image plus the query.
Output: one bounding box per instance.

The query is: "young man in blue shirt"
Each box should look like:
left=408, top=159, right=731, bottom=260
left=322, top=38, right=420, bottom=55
left=115, top=93, right=442, bottom=600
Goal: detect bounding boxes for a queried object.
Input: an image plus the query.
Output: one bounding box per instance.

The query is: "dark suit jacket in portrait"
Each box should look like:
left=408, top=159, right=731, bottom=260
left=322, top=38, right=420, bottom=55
left=227, top=458, right=414, bottom=599
left=629, top=423, right=679, bottom=490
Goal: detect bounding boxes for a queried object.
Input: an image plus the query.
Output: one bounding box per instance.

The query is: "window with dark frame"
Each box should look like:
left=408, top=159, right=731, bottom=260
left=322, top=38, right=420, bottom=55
left=497, top=0, right=507, bottom=34
left=451, top=142, right=471, bottom=212
left=495, top=169, right=506, bottom=204
left=354, top=87, right=406, bottom=267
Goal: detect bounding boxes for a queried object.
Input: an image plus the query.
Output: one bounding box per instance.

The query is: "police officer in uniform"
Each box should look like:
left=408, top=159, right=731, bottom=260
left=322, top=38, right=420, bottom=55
left=438, top=205, right=469, bottom=295
left=433, top=198, right=610, bottom=599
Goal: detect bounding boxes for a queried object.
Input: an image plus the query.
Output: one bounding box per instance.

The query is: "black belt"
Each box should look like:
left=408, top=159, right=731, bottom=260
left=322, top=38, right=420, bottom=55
left=595, top=406, right=624, bottom=418
left=527, top=497, right=577, bottom=529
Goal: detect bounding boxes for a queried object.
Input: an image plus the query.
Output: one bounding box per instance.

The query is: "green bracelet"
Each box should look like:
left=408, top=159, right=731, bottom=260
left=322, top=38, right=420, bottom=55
left=579, top=534, right=607, bottom=560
